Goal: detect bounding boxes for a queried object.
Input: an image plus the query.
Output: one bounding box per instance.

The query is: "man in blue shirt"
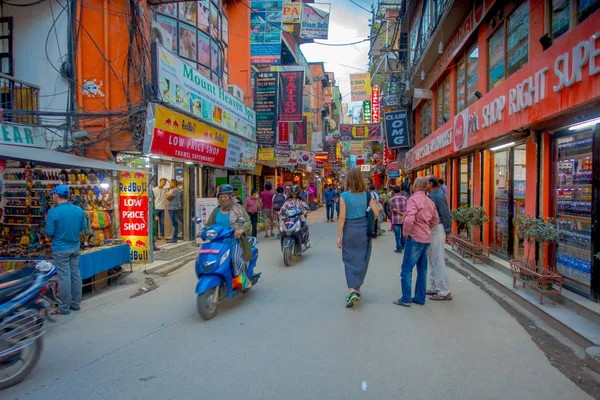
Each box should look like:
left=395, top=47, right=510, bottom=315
left=323, top=185, right=336, bottom=222
left=45, top=185, right=87, bottom=315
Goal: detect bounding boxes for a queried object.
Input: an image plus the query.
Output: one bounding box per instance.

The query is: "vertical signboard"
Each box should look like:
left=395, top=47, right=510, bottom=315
left=303, top=112, right=312, bottom=150
left=362, top=100, right=372, bottom=123
left=350, top=73, right=372, bottom=102
left=278, top=71, right=304, bottom=121
left=295, top=116, right=308, bottom=145
left=299, top=3, right=330, bottom=39
left=277, top=121, right=290, bottom=145
left=250, top=0, right=283, bottom=64
left=255, top=72, right=278, bottom=144
left=384, top=110, right=410, bottom=148
left=371, top=85, right=380, bottom=123
left=119, top=171, right=150, bottom=263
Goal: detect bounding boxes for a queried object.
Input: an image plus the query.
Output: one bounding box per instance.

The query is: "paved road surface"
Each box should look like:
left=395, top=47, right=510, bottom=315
left=3, top=210, right=591, bottom=399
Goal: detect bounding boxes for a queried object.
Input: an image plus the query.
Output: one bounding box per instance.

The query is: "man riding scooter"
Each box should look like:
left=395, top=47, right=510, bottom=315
left=280, top=185, right=309, bottom=252
left=205, top=184, right=254, bottom=290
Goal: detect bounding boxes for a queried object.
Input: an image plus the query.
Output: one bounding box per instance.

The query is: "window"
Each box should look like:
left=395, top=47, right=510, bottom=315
left=487, top=2, right=529, bottom=89
left=436, top=75, right=450, bottom=128
left=579, top=0, right=600, bottom=21
left=418, top=100, right=432, bottom=140
left=457, top=44, right=479, bottom=112
left=551, top=0, right=570, bottom=38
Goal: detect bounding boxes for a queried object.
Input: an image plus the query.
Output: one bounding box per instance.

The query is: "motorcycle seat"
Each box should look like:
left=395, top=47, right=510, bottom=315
left=0, top=267, right=37, bottom=290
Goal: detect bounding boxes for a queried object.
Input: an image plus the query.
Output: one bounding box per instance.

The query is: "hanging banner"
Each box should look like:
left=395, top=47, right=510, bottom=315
left=295, top=116, right=308, bottom=145
left=362, top=100, right=371, bottom=123
left=144, top=104, right=229, bottom=166
left=302, top=112, right=312, bottom=150
left=278, top=121, right=290, bottom=145
left=297, top=150, right=314, bottom=165
left=384, top=110, right=410, bottom=148
left=278, top=71, right=304, bottom=121
left=156, top=45, right=256, bottom=141
left=258, top=147, right=275, bottom=161
left=282, top=2, right=301, bottom=23
left=250, top=0, right=283, bottom=64
left=350, top=73, right=372, bottom=102
left=225, top=135, right=258, bottom=169
left=371, top=85, right=380, bottom=123
left=255, top=72, right=278, bottom=144
left=119, top=172, right=150, bottom=263
left=299, top=3, right=330, bottom=40
left=340, top=123, right=381, bottom=141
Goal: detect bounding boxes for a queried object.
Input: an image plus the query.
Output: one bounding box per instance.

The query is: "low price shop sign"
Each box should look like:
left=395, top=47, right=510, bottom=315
left=119, top=171, right=150, bottom=263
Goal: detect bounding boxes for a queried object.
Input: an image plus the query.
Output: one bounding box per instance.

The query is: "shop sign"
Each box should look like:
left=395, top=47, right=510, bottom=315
left=0, top=123, right=45, bottom=148
left=156, top=45, right=256, bottom=141
left=278, top=71, right=304, bottom=122
left=410, top=12, right=600, bottom=168
left=275, top=144, right=291, bottom=157
left=362, top=100, right=372, bottom=122
left=229, top=175, right=246, bottom=199
left=388, top=170, right=400, bottom=179
left=311, top=131, right=323, bottom=151
left=299, top=3, right=330, bottom=40
left=250, top=0, right=283, bottom=64
left=349, top=141, right=363, bottom=156
left=384, top=110, right=409, bottom=148
left=255, top=72, right=278, bottom=144
left=145, top=104, right=228, bottom=166
left=303, top=112, right=312, bottom=151
left=296, top=116, right=308, bottom=145
left=258, top=147, right=275, bottom=161
left=282, top=2, right=301, bottom=24
left=327, top=144, right=336, bottom=162
left=195, top=198, right=218, bottom=225
left=225, top=135, right=257, bottom=170
left=350, top=73, right=372, bottom=102
left=371, top=86, right=380, bottom=123
left=119, top=171, right=150, bottom=263
left=340, top=123, right=381, bottom=141
left=278, top=121, right=290, bottom=144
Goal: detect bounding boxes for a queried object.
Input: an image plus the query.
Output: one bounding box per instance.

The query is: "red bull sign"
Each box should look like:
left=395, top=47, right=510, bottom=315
left=119, top=171, right=151, bottom=263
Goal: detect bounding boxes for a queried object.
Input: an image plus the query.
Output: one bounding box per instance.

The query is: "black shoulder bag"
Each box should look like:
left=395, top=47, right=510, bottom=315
left=365, top=191, right=377, bottom=239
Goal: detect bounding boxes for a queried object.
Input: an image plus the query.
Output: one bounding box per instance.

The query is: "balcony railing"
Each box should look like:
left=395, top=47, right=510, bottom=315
left=0, top=73, right=39, bottom=124
left=409, top=0, right=452, bottom=75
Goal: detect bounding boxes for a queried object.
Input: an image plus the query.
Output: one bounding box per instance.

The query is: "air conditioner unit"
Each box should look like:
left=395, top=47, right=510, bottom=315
left=227, top=85, right=244, bottom=101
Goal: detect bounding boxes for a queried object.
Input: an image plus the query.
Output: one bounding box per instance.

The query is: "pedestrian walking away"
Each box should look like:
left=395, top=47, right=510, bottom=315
left=272, top=186, right=287, bottom=237
left=426, top=175, right=453, bottom=301
left=260, top=182, right=275, bottom=238
left=393, top=177, right=439, bottom=308
left=337, top=168, right=380, bottom=308
left=45, top=185, right=87, bottom=315
left=166, top=179, right=181, bottom=243
left=245, top=189, right=260, bottom=238
left=389, top=185, right=407, bottom=254
left=323, top=185, right=336, bottom=222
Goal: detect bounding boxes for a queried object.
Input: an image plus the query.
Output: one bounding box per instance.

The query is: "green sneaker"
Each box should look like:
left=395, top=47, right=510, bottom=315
left=345, top=292, right=361, bottom=308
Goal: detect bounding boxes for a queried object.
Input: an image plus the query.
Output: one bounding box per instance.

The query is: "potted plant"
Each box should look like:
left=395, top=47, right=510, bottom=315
left=513, top=215, right=560, bottom=271
left=451, top=206, right=469, bottom=237
left=466, top=206, right=489, bottom=242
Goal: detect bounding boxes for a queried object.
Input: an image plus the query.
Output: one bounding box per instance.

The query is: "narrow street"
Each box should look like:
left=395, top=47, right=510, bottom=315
left=3, top=210, right=591, bottom=400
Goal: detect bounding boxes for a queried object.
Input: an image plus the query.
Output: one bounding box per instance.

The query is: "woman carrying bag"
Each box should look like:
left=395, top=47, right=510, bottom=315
left=337, top=168, right=380, bottom=308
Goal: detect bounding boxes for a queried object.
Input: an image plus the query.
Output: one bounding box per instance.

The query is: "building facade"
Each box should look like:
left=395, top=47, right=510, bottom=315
left=402, top=0, right=600, bottom=300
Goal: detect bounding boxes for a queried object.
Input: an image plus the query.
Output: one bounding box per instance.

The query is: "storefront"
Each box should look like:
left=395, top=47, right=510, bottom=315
left=0, top=137, right=148, bottom=289
left=404, top=13, right=600, bottom=300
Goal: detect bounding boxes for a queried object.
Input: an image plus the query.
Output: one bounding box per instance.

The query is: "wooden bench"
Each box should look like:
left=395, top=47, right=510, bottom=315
left=448, top=234, right=490, bottom=264
left=509, top=259, right=563, bottom=304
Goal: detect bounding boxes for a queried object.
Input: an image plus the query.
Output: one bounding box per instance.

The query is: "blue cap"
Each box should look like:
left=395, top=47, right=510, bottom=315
left=50, top=184, right=70, bottom=197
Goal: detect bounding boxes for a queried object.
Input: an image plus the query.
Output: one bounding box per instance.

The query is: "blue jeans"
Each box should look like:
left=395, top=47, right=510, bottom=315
left=53, top=247, right=82, bottom=312
left=399, top=238, right=430, bottom=305
left=326, top=204, right=334, bottom=221
left=156, top=209, right=165, bottom=237
left=335, top=201, right=340, bottom=217
left=393, top=224, right=404, bottom=251
left=168, top=209, right=179, bottom=241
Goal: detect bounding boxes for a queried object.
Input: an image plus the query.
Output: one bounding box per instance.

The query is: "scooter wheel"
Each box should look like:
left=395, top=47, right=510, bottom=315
left=197, top=289, right=218, bottom=320
left=283, top=245, right=293, bottom=267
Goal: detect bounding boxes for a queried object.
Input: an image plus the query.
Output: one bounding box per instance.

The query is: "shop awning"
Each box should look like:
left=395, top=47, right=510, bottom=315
left=0, top=144, right=142, bottom=173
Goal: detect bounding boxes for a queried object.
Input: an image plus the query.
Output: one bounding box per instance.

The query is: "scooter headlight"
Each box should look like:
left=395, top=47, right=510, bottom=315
left=219, top=249, right=230, bottom=266
left=205, top=230, right=218, bottom=240
left=295, top=221, right=302, bottom=232
left=286, top=209, right=296, bottom=217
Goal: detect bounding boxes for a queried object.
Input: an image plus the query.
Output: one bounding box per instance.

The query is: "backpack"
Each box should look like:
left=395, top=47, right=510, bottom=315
left=365, top=192, right=377, bottom=239
left=273, top=193, right=286, bottom=211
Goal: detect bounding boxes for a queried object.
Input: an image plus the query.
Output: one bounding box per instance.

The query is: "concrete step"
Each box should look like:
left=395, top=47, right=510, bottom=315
left=154, top=241, right=198, bottom=261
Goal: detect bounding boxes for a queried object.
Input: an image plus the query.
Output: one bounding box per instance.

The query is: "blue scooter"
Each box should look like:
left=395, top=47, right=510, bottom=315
left=193, top=217, right=260, bottom=320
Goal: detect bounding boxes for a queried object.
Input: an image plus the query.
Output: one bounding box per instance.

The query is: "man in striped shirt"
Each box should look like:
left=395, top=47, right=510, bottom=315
left=389, top=185, right=407, bottom=253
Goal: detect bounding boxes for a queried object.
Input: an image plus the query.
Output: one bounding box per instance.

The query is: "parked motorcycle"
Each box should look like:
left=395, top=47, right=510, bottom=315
left=0, top=261, right=57, bottom=390
left=280, top=207, right=310, bottom=267
left=193, top=217, right=260, bottom=320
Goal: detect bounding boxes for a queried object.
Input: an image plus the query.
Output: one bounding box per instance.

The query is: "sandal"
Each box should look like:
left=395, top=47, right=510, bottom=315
left=429, top=293, right=453, bottom=301
left=393, top=300, right=411, bottom=307
left=264, top=234, right=269, bottom=238
left=426, top=290, right=438, bottom=296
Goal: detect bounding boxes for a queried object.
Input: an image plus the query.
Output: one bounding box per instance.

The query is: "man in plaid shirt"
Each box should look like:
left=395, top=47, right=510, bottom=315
left=389, top=185, right=407, bottom=253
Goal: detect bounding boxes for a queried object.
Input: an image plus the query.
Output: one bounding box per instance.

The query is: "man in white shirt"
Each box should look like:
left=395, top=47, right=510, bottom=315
left=152, top=178, right=169, bottom=239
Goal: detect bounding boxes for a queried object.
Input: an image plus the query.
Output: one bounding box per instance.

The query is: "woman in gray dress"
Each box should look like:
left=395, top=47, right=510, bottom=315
left=337, top=168, right=380, bottom=307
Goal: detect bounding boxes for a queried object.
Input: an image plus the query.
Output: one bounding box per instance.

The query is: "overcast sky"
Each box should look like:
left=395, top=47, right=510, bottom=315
left=300, top=0, right=372, bottom=118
